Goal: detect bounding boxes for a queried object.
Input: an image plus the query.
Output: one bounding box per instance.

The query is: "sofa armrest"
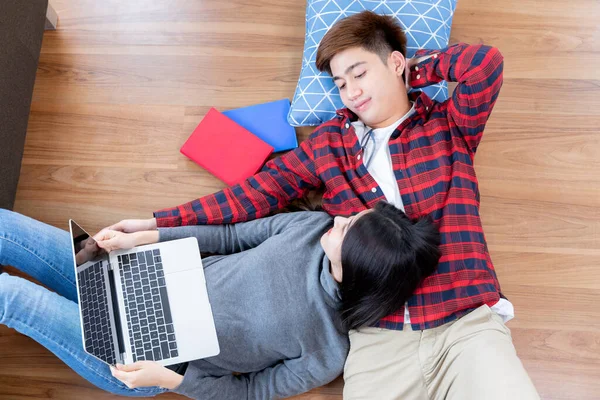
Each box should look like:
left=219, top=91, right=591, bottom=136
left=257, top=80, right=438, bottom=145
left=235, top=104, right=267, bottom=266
left=0, top=0, right=48, bottom=210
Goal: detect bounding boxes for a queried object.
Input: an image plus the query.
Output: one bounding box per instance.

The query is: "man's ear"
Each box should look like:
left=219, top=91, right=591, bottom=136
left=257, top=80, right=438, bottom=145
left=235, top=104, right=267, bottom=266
left=389, top=51, right=406, bottom=77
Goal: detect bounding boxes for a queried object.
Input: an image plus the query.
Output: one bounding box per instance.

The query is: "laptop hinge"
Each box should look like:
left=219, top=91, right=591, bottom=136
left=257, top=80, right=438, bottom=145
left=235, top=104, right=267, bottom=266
left=107, top=261, right=114, bottom=271
left=107, top=264, right=126, bottom=362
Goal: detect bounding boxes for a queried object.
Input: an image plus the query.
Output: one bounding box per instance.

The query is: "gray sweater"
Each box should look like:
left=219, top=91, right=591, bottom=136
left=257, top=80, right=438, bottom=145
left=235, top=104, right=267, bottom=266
left=158, top=211, right=349, bottom=400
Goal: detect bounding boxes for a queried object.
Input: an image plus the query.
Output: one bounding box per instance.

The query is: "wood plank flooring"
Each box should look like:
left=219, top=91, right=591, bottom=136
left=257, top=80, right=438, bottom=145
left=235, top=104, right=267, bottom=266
left=1, top=0, right=599, bottom=398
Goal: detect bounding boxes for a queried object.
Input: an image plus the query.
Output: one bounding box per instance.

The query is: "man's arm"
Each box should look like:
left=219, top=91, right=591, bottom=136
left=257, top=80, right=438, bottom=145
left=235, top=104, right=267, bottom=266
left=408, top=43, right=504, bottom=154
left=157, top=212, right=326, bottom=255
left=154, top=138, right=322, bottom=227
left=173, top=349, right=344, bottom=400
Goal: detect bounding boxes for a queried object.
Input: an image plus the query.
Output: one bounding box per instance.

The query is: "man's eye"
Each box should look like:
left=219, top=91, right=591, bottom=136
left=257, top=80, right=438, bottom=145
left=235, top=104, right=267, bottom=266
left=339, top=83, right=346, bottom=90
left=356, top=72, right=366, bottom=78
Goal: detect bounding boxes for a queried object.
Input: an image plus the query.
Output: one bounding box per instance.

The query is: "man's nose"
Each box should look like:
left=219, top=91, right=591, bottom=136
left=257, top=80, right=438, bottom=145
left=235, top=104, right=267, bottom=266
left=347, top=82, right=362, bottom=100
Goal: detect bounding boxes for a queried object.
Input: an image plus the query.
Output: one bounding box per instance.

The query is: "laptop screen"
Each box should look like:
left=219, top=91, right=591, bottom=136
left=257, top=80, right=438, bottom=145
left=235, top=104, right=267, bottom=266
left=71, top=222, right=107, bottom=267
left=70, top=221, right=119, bottom=365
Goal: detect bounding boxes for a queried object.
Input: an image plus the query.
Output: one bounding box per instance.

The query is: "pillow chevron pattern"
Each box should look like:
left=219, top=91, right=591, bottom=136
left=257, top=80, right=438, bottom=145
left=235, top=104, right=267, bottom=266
left=288, top=0, right=458, bottom=126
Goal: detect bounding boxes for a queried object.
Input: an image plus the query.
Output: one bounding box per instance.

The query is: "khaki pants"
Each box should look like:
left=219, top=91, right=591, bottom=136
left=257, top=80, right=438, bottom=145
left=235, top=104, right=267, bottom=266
left=343, top=305, right=539, bottom=400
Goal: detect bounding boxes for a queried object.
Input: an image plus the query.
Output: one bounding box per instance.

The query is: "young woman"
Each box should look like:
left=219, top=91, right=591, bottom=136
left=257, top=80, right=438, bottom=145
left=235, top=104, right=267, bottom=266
left=0, top=201, right=439, bottom=399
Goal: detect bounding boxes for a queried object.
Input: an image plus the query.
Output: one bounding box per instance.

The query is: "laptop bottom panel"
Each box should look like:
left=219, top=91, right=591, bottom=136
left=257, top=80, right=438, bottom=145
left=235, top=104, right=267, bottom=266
left=111, top=237, right=218, bottom=366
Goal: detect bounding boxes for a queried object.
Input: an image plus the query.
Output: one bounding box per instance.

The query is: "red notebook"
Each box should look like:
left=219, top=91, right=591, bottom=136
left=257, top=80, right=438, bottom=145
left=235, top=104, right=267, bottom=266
left=181, top=107, right=274, bottom=186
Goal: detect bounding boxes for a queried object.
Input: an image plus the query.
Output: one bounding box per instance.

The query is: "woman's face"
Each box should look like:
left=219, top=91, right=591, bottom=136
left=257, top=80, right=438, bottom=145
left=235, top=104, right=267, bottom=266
left=320, top=209, right=371, bottom=282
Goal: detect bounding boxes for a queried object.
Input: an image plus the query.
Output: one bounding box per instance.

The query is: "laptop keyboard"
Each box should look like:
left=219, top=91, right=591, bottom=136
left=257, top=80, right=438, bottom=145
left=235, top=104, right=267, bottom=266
left=78, top=261, right=117, bottom=365
left=119, top=249, right=179, bottom=362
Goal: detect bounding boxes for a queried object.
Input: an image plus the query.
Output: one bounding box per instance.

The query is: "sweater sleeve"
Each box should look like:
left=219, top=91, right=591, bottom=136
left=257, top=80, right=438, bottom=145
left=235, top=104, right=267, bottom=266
left=173, top=348, right=345, bottom=400
left=158, top=212, right=330, bottom=255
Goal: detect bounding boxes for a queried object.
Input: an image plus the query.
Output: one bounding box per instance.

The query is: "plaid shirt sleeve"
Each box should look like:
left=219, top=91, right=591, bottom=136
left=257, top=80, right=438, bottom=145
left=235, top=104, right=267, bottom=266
left=153, top=138, right=322, bottom=227
left=410, top=43, right=504, bottom=153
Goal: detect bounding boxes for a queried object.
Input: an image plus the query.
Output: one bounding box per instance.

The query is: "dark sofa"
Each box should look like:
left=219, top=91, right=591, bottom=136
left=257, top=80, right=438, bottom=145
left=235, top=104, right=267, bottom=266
left=0, top=0, right=48, bottom=210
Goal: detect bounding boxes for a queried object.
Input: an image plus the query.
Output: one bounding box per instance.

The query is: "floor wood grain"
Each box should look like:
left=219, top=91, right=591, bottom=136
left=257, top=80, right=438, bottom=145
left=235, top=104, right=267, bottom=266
left=2, top=0, right=599, bottom=398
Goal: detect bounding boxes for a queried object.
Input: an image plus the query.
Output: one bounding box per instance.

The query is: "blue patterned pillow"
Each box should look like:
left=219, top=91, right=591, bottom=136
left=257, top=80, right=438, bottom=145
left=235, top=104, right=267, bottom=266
left=288, top=0, right=458, bottom=126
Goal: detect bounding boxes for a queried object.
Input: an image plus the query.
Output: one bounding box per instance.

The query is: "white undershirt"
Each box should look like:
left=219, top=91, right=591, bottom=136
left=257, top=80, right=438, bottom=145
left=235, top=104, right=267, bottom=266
left=352, top=108, right=412, bottom=212
left=351, top=106, right=515, bottom=325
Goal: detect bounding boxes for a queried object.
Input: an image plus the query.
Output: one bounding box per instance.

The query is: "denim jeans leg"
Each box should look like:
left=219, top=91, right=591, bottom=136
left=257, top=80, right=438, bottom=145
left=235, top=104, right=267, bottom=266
left=0, top=273, right=168, bottom=397
left=0, top=209, right=77, bottom=302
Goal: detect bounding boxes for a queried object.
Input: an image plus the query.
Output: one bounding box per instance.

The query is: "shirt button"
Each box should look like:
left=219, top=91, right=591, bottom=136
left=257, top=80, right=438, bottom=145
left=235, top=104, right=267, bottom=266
left=426, top=107, right=429, bottom=111
left=371, top=188, right=377, bottom=193
left=416, top=74, right=421, bottom=79
left=357, top=154, right=361, bottom=161
left=415, top=66, right=419, bottom=71
left=345, top=123, right=350, bottom=129
left=433, top=54, right=438, bottom=58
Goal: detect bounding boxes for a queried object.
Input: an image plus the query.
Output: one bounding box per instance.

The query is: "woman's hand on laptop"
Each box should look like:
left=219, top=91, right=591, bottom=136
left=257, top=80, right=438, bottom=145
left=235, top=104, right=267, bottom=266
left=98, top=218, right=158, bottom=236
left=96, top=230, right=159, bottom=252
left=110, top=361, right=184, bottom=390
left=94, top=218, right=157, bottom=249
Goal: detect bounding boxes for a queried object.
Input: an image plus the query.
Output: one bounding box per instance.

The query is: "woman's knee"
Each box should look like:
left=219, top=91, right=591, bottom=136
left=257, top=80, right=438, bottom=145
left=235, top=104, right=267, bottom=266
left=0, top=209, right=13, bottom=258
left=0, top=208, right=22, bottom=232
left=0, top=209, right=27, bottom=258
left=0, top=273, right=20, bottom=322
left=0, top=273, right=52, bottom=326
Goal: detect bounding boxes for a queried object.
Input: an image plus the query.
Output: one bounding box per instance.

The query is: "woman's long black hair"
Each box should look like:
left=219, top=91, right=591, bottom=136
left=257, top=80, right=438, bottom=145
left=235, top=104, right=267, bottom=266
left=339, top=201, right=441, bottom=330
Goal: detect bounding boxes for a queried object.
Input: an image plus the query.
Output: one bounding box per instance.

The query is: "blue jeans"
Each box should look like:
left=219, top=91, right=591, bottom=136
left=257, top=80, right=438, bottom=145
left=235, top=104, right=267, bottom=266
left=0, top=209, right=169, bottom=397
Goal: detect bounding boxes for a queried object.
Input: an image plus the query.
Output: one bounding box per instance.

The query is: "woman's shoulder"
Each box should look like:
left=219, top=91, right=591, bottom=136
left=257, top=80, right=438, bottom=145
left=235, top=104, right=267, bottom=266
left=270, top=210, right=332, bottom=226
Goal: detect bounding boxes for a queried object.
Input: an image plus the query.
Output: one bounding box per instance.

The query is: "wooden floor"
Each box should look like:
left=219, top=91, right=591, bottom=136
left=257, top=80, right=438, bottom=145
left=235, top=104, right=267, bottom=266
left=1, top=0, right=599, bottom=398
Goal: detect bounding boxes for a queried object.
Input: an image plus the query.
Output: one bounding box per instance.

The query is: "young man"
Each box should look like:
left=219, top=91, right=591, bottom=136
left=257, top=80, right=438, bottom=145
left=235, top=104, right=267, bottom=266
left=103, top=11, right=539, bottom=399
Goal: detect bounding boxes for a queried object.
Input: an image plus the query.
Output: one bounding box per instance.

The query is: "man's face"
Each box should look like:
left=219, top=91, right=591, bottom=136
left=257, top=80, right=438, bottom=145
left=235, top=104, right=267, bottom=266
left=330, top=47, right=407, bottom=128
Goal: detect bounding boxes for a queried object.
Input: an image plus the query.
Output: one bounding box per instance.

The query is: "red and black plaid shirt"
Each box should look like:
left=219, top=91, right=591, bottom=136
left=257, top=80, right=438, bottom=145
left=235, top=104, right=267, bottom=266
left=155, top=43, right=505, bottom=330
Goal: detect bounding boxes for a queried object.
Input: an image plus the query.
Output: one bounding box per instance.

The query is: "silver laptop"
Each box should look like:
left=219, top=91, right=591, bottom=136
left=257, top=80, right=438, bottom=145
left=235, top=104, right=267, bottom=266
left=69, top=220, right=220, bottom=366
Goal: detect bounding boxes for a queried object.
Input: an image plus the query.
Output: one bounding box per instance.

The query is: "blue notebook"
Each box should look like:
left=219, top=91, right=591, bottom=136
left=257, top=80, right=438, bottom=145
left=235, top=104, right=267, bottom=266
left=222, top=99, right=298, bottom=153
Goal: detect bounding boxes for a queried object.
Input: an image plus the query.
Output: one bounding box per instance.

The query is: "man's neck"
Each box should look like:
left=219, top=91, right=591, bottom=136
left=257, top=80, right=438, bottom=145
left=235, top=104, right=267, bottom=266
left=370, top=100, right=413, bottom=130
